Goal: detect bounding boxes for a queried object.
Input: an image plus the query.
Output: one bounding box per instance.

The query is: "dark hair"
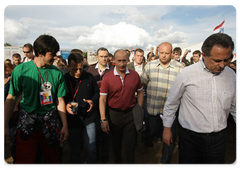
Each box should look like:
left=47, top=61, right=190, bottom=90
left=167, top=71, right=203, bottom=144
left=134, top=48, right=144, bottom=55
left=5, top=59, right=11, bottom=62
left=147, top=52, right=154, bottom=59
left=33, top=34, right=59, bottom=57
left=193, top=50, right=201, bottom=57
left=12, top=53, right=21, bottom=59
left=201, top=33, right=234, bottom=57
left=70, top=49, right=83, bottom=55
left=68, top=52, right=84, bottom=65
left=23, top=43, right=33, bottom=51
left=173, top=47, right=182, bottom=55
left=62, top=58, right=67, bottom=65
left=108, top=53, right=113, bottom=58
left=230, top=60, right=236, bottom=66
left=97, top=47, right=109, bottom=56
left=56, top=55, right=63, bottom=59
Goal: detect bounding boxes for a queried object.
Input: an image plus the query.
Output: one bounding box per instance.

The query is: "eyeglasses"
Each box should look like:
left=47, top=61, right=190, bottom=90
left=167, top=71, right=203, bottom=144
left=23, top=51, right=31, bottom=53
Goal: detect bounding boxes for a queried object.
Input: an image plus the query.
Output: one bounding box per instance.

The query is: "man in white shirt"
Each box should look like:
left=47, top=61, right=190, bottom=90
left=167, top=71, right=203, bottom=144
left=162, top=33, right=236, bottom=163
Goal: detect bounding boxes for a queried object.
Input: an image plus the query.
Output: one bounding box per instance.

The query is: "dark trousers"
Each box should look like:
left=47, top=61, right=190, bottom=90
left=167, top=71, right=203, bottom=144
left=15, top=129, right=60, bottom=164
left=179, top=125, right=226, bottom=164
left=109, top=108, right=137, bottom=164
left=161, top=116, right=178, bottom=163
left=95, top=112, right=110, bottom=157
left=144, top=114, right=163, bottom=146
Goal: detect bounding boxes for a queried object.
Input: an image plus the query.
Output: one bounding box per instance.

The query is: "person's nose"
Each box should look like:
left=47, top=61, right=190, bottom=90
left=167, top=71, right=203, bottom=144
left=219, top=61, right=225, bottom=69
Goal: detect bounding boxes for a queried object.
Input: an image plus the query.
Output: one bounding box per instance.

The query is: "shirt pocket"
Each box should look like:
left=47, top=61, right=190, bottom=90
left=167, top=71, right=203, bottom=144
left=220, top=91, right=233, bottom=110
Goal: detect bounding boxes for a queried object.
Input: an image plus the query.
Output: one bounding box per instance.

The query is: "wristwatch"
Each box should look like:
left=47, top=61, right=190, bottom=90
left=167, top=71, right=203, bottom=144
left=100, top=119, right=107, bottom=124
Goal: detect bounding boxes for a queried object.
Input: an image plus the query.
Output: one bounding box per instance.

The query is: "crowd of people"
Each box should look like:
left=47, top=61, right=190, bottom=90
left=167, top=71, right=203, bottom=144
left=4, top=33, right=236, bottom=164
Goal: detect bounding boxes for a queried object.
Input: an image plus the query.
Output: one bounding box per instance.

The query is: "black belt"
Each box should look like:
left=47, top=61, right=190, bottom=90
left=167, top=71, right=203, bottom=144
left=110, top=107, right=133, bottom=112
left=180, top=126, right=226, bottom=136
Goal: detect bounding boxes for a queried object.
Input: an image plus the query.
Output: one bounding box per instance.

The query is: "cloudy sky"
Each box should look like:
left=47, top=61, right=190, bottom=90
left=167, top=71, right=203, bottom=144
left=3, top=2, right=237, bottom=53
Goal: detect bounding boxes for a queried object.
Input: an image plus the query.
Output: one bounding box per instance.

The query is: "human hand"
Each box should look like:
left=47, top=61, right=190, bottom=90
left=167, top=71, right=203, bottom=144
left=162, top=127, right=173, bottom=146
left=101, top=121, right=110, bottom=134
left=60, top=126, right=68, bottom=143
left=83, top=99, right=94, bottom=112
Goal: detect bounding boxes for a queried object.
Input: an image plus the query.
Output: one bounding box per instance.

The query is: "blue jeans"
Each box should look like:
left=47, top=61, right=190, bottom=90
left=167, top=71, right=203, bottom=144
left=68, top=122, right=96, bottom=163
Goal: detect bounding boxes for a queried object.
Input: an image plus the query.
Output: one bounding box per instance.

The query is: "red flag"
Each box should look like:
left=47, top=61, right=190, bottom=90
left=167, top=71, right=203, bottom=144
left=213, top=20, right=225, bottom=31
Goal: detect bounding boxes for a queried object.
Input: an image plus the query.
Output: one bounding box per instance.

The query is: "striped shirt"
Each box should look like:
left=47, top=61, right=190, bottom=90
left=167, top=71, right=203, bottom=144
left=141, top=59, right=184, bottom=115
left=162, top=60, right=236, bottom=133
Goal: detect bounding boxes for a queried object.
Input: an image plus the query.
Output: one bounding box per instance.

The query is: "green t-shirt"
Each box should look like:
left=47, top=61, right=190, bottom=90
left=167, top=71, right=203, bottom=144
left=9, top=61, right=68, bottom=116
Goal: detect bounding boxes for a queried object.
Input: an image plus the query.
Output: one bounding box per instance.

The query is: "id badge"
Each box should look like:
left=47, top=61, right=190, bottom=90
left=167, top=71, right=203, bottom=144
left=40, top=90, right=53, bottom=106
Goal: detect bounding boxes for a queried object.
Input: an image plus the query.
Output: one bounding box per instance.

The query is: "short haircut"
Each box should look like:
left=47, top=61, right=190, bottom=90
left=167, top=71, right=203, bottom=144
left=12, top=53, right=21, bottom=59
left=97, top=47, right=109, bottom=56
left=173, top=47, right=182, bottom=55
left=33, top=34, right=59, bottom=57
left=70, top=49, right=83, bottom=55
left=193, top=50, right=201, bottom=57
left=23, top=43, right=33, bottom=51
left=201, top=33, right=234, bottom=57
left=68, top=52, right=84, bottom=65
left=134, top=48, right=144, bottom=55
left=159, top=42, right=173, bottom=52
left=114, top=49, right=128, bottom=59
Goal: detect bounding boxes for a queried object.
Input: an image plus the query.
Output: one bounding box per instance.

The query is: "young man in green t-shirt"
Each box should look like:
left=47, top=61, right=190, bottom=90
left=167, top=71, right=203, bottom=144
left=4, top=34, right=69, bottom=163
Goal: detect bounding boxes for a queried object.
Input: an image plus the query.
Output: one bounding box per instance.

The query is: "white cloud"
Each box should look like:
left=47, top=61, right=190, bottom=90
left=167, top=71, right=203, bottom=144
left=4, top=18, right=29, bottom=44
left=153, top=26, right=189, bottom=44
left=72, top=22, right=152, bottom=49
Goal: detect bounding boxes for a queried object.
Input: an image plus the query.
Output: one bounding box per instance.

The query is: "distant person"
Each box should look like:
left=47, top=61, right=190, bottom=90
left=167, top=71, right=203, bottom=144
left=229, top=60, right=236, bottom=72
left=99, top=49, right=143, bottom=163
left=12, top=53, right=22, bottom=67
left=172, top=47, right=182, bottom=62
left=5, top=63, right=14, bottom=76
left=4, top=34, right=69, bottom=163
left=192, top=50, right=201, bottom=63
left=127, top=48, right=145, bottom=76
left=57, top=58, right=67, bottom=70
left=147, top=47, right=155, bottom=60
left=2, top=59, right=11, bottom=113
left=182, top=49, right=201, bottom=66
left=147, top=55, right=157, bottom=62
left=22, top=43, right=34, bottom=62
left=107, top=53, right=114, bottom=66
left=162, top=33, right=236, bottom=164
left=5, top=59, right=12, bottom=64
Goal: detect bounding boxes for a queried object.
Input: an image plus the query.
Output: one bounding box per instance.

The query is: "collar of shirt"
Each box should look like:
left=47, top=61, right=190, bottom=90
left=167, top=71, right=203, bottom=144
left=113, top=66, right=130, bottom=76
left=156, top=59, right=175, bottom=69
left=200, top=59, right=217, bottom=74
left=134, top=61, right=143, bottom=67
left=95, top=63, right=110, bottom=70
